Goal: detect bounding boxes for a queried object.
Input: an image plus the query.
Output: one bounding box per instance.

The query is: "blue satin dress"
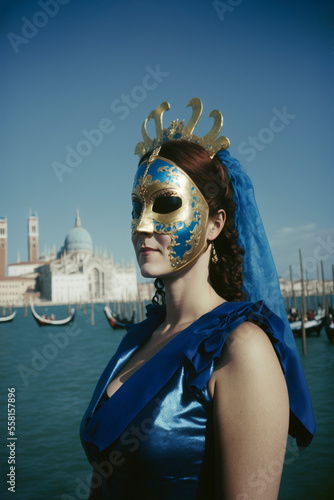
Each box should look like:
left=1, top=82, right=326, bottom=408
left=80, top=301, right=315, bottom=500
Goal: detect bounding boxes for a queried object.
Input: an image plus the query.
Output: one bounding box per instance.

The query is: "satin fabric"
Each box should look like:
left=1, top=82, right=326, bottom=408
left=80, top=301, right=315, bottom=499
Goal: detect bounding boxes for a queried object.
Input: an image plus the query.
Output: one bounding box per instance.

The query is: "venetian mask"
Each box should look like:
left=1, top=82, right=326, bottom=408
left=131, top=153, right=209, bottom=272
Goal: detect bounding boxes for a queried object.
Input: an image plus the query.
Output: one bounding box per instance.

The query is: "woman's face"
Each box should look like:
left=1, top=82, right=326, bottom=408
left=131, top=155, right=209, bottom=276
left=132, top=231, right=176, bottom=278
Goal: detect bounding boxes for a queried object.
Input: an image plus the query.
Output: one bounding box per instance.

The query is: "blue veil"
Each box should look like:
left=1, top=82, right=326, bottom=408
left=215, top=149, right=315, bottom=447
left=215, top=149, right=296, bottom=350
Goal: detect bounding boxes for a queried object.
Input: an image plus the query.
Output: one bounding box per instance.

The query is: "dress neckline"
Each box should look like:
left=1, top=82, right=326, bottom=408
left=83, top=300, right=256, bottom=451
left=99, top=300, right=229, bottom=406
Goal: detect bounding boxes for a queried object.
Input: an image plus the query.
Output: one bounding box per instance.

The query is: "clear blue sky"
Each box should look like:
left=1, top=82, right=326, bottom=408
left=1, top=0, right=333, bottom=282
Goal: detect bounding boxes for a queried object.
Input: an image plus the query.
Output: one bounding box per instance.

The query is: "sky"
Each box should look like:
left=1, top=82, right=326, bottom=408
left=1, top=0, right=333, bottom=283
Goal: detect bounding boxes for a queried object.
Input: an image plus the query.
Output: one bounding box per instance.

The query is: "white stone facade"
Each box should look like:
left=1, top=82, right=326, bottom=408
left=3, top=210, right=138, bottom=305
left=8, top=262, right=47, bottom=277
left=38, top=250, right=138, bottom=303
left=0, top=277, right=38, bottom=305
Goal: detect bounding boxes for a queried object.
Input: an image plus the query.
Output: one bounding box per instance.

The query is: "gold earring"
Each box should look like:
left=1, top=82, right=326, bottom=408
left=211, top=243, right=218, bottom=264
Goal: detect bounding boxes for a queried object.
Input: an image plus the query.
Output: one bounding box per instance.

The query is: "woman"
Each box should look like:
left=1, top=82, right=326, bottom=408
left=81, top=100, right=315, bottom=499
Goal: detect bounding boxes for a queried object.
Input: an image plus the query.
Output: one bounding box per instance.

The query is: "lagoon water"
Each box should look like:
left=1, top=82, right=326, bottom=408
left=0, top=304, right=333, bottom=500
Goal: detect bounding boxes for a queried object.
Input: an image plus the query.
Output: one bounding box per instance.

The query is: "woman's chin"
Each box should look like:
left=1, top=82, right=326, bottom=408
left=139, top=263, right=171, bottom=279
left=139, top=264, right=158, bottom=279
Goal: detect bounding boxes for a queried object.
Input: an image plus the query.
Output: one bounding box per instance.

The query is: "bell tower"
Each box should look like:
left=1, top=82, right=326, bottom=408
left=0, top=217, right=7, bottom=278
left=28, top=211, right=39, bottom=262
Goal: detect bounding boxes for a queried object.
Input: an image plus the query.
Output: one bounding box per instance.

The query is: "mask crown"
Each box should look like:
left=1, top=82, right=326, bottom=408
left=135, top=98, right=230, bottom=159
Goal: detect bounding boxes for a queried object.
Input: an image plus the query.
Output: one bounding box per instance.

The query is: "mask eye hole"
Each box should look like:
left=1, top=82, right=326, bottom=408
left=153, top=196, right=182, bottom=214
left=132, top=200, right=142, bottom=219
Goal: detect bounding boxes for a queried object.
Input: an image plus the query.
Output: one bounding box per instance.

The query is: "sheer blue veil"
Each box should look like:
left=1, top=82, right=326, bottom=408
left=215, top=150, right=316, bottom=445
left=215, top=149, right=296, bottom=351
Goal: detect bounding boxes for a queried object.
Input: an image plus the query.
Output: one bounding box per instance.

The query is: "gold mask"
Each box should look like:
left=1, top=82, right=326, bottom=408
left=132, top=154, right=209, bottom=272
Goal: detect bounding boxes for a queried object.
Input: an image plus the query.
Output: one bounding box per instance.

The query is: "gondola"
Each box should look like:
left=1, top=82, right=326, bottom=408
left=290, top=314, right=325, bottom=337
left=289, top=308, right=326, bottom=337
left=0, top=310, right=16, bottom=323
left=31, top=303, right=75, bottom=327
left=104, top=305, right=135, bottom=329
left=325, top=307, right=334, bottom=342
left=325, top=320, right=334, bottom=342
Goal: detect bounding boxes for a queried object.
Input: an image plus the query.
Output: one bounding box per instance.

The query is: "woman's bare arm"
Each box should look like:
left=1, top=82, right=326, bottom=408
left=208, top=321, right=289, bottom=500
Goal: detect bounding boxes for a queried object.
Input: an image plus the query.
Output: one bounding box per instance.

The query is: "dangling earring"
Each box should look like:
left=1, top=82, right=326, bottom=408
left=211, top=243, right=218, bottom=264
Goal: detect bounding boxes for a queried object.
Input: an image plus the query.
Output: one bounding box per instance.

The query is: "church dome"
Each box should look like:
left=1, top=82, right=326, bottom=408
left=64, top=210, right=93, bottom=253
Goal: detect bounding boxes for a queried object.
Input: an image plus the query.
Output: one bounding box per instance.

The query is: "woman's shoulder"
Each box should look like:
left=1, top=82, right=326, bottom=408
left=216, top=320, right=277, bottom=366
left=208, top=319, right=287, bottom=399
left=193, top=299, right=284, bottom=341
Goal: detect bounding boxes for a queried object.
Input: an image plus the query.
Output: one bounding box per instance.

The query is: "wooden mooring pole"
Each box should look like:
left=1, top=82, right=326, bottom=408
left=306, top=269, right=311, bottom=311
left=313, top=290, right=317, bottom=311
left=299, top=249, right=307, bottom=356
left=321, top=260, right=326, bottom=311
left=91, top=298, right=95, bottom=326
left=289, top=265, right=296, bottom=309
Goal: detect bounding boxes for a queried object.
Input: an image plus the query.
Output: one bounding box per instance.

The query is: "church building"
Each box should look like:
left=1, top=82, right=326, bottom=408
left=38, top=210, right=137, bottom=303
left=0, top=210, right=138, bottom=305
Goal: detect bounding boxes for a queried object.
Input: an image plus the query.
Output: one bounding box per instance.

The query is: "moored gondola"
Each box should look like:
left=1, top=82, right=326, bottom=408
left=290, top=318, right=324, bottom=337
left=0, top=310, right=16, bottom=323
left=325, top=321, right=334, bottom=342
left=290, top=309, right=326, bottom=337
left=104, top=305, right=135, bottom=329
left=325, top=307, right=334, bottom=342
left=31, top=303, right=75, bottom=327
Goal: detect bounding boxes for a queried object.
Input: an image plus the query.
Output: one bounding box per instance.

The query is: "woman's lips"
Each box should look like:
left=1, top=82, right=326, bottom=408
left=139, top=247, right=158, bottom=256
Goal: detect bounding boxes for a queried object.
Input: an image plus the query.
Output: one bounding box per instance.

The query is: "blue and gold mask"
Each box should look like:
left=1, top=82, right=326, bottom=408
left=131, top=153, right=209, bottom=272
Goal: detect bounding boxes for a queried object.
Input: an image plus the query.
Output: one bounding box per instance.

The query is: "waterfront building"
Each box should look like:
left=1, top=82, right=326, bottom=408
left=0, top=210, right=138, bottom=305
left=38, top=211, right=138, bottom=303
left=0, top=276, right=39, bottom=306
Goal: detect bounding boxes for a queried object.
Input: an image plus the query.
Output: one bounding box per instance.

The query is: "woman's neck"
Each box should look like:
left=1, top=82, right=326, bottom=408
left=160, top=250, right=226, bottom=331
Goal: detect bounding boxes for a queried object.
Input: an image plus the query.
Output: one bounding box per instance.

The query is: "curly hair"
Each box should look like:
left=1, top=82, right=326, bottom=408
left=139, top=140, right=244, bottom=304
